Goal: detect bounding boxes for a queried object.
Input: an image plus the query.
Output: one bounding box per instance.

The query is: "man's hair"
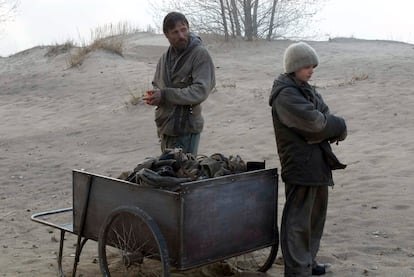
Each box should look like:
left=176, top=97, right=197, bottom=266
left=163, top=12, right=189, bottom=35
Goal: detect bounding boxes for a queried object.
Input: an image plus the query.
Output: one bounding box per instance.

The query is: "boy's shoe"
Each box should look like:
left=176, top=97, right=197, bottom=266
left=312, top=263, right=331, bottom=276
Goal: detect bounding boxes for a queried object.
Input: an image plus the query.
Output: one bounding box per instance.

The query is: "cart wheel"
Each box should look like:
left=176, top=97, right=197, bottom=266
left=226, top=228, right=279, bottom=273
left=98, top=206, right=170, bottom=277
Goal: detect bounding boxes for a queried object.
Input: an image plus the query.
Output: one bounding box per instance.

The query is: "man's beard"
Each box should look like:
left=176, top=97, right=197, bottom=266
left=175, top=38, right=188, bottom=50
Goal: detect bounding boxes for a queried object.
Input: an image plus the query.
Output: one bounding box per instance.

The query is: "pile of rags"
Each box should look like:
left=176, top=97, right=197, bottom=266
left=118, top=148, right=247, bottom=190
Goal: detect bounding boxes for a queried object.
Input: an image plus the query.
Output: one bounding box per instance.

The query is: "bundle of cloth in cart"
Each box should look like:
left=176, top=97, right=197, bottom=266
left=118, top=148, right=259, bottom=190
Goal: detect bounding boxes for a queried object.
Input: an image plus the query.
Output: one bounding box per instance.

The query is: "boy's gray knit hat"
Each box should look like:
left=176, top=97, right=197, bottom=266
left=283, top=42, right=319, bottom=73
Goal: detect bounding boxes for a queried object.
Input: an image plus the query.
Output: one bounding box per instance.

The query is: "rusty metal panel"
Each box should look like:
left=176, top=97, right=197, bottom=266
left=72, top=170, right=182, bottom=264
left=178, top=168, right=278, bottom=269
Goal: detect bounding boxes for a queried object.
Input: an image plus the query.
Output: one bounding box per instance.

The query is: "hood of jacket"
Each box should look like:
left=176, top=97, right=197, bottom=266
left=168, top=33, right=202, bottom=59
left=268, top=73, right=299, bottom=106
left=186, top=32, right=202, bottom=50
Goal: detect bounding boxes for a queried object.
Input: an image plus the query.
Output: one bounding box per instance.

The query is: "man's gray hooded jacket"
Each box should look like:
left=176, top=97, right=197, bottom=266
left=153, top=33, right=215, bottom=137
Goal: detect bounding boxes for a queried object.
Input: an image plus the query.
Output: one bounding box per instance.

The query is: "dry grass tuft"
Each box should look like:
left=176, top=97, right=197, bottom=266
left=127, top=81, right=157, bottom=106
left=351, top=73, right=369, bottom=82
left=67, top=47, right=91, bottom=68
left=313, top=71, right=369, bottom=89
left=45, top=40, right=74, bottom=57
left=127, top=89, right=146, bottom=106
left=338, top=72, right=369, bottom=86
left=221, top=80, right=237, bottom=88
left=125, top=82, right=151, bottom=107
left=116, top=74, right=152, bottom=108
left=67, top=22, right=138, bottom=68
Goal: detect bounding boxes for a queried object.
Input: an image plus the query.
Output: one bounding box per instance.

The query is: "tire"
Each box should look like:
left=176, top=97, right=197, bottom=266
left=226, top=228, right=279, bottom=273
left=98, top=206, right=170, bottom=277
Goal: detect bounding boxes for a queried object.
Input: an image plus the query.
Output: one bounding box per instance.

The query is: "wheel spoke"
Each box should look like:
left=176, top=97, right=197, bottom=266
left=98, top=206, right=170, bottom=277
left=226, top=245, right=277, bottom=272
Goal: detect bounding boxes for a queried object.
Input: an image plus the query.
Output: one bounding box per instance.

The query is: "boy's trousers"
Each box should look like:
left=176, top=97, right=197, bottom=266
left=281, top=183, right=328, bottom=277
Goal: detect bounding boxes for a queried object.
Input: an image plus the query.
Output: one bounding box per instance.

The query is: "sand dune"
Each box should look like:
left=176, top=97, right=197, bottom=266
left=1, top=33, right=413, bottom=276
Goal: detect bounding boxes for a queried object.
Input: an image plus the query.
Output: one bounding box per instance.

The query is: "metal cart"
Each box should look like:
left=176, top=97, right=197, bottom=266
left=32, top=168, right=279, bottom=276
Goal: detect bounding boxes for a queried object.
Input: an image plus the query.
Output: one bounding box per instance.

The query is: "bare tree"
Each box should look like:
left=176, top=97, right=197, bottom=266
left=267, top=0, right=321, bottom=40
left=225, top=0, right=235, bottom=37
left=267, top=0, right=278, bottom=41
left=252, top=0, right=259, bottom=37
left=151, top=0, right=323, bottom=41
left=0, top=0, right=19, bottom=24
left=150, top=0, right=224, bottom=35
left=219, top=0, right=229, bottom=41
left=230, top=0, right=241, bottom=36
left=243, top=0, right=253, bottom=40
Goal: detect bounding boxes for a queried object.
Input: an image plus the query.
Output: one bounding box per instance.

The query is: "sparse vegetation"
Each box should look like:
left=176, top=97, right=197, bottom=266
left=124, top=81, right=152, bottom=107
left=352, top=72, right=369, bottom=82
left=67, top=22, right=139, bottom=68
left=338, top=72, right=369, bottom=86
left=221, top=80, right=237, bottom=88
left=313, top=71, right=369, bottom=89
left=45, top=40, right=74, bottom=57
left=127, top=89, right=146, bottom=106
left=116, top=73, right=153, bottom=108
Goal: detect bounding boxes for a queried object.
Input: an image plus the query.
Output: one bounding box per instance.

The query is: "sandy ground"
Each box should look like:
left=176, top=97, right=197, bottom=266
left=1, top=33, right=414, bottom=276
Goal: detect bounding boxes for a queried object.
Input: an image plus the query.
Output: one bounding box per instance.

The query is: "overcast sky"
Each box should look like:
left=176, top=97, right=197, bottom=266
left=1, top=0, right=413, bottom=57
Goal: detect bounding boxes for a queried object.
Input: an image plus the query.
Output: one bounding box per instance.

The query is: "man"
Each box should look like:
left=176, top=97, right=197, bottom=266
left=147, top=12, right=216, bottom=156
left=269, top=42, right=347, bottom=276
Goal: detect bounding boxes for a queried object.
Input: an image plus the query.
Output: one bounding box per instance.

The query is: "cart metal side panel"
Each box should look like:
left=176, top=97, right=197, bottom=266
left=72, top=170, right=181, bottom=264
left=178, top=168, right=278, bottom=269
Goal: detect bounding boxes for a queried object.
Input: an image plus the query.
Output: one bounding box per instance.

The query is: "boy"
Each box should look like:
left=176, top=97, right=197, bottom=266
left=269, top=42, right=347, bottom=276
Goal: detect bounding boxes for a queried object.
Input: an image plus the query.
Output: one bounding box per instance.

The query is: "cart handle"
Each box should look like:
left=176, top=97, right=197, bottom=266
left=31, top=207, right=74, bottom=233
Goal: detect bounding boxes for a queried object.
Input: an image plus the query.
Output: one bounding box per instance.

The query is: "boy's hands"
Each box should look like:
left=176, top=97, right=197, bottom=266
left=330, top=128, right=347, bottom=144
